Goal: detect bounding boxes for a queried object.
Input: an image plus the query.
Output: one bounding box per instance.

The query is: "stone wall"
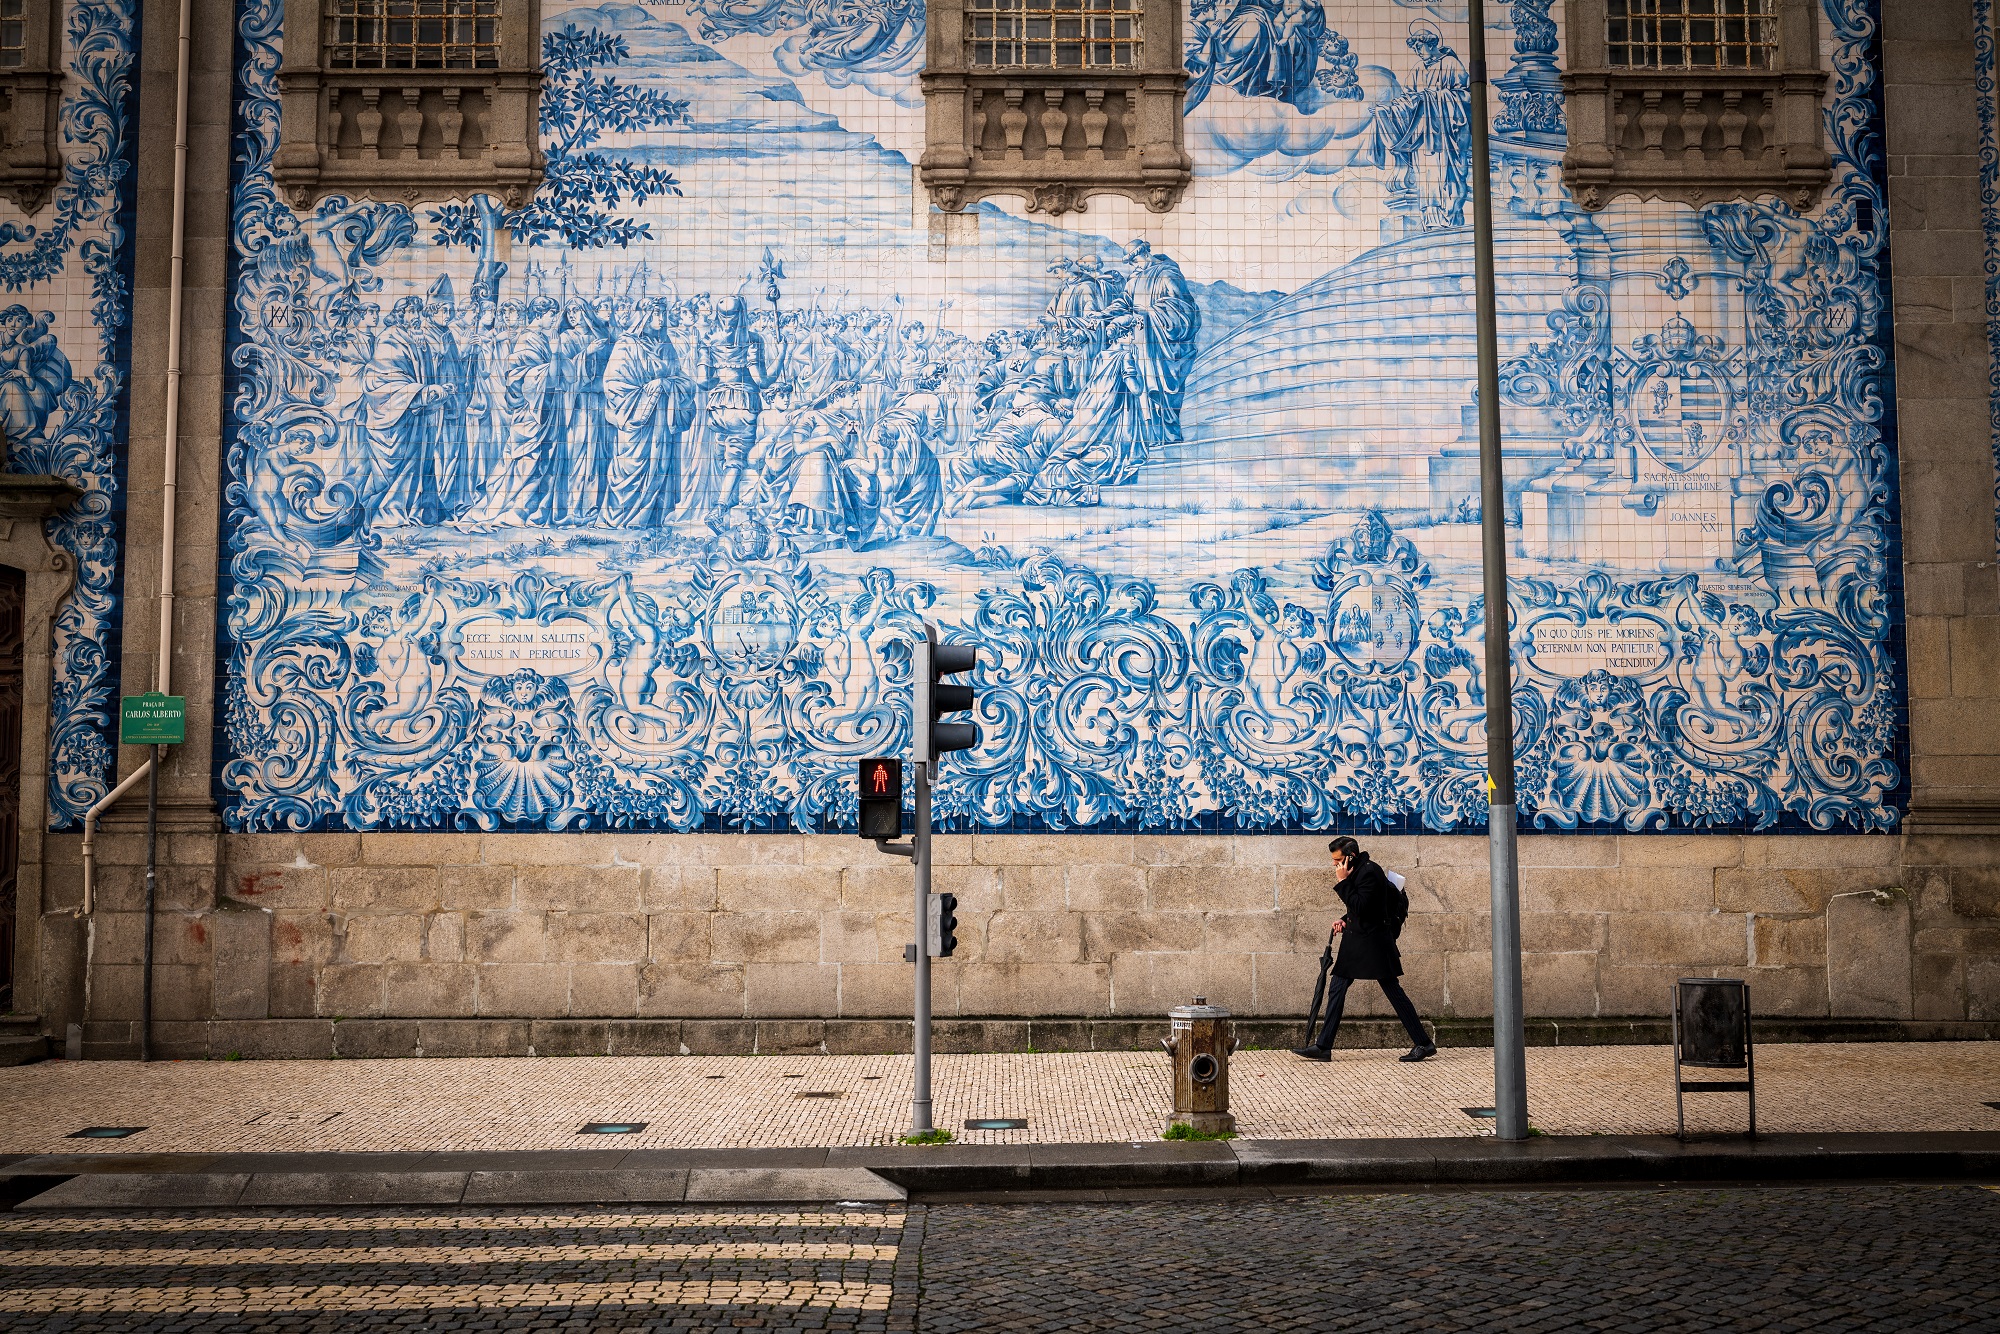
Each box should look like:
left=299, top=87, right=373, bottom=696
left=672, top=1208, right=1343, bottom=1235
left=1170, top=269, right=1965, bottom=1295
left=1897, top=0, right=2000, bottom=825
left=47, top=828, right=1999, bottom=1056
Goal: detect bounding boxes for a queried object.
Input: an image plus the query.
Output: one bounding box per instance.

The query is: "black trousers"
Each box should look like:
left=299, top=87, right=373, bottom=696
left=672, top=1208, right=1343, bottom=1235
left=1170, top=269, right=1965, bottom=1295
left=1311, top=974, right=1431, bottom=1050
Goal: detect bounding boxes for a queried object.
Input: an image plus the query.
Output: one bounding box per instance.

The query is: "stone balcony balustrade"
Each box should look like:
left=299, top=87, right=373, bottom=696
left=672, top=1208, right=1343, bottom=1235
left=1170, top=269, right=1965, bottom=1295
left=922, top=69, right=1191, bottom=216
left=273, top=68, right=543, bottom=210
left=1563, top=69, right=1831, bottom=212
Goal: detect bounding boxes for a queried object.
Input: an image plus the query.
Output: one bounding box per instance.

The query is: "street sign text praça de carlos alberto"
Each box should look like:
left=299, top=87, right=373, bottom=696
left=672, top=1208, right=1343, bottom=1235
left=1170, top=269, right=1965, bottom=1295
left=120, top=692, right=186, bottom=746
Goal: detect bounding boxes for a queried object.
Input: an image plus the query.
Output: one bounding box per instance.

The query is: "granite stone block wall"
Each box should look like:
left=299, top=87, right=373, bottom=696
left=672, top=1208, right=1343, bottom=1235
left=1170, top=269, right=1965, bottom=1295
left=55, top=827, right=2000, bottom=1056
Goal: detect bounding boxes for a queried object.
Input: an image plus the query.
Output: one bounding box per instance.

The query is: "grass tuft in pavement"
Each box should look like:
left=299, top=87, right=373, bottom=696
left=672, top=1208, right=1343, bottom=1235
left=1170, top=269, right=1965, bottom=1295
left=1162, top=1123, right=1236, bottom=1142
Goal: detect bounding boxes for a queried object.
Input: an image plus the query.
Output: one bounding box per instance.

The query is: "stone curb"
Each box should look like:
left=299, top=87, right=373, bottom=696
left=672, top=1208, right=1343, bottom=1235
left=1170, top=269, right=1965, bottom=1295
left=8, top=1164, right=907, bottom=1210
left=5, top=1133, right=1996, bottom=1208
left=55, top=1016, right=2000, bottom=1063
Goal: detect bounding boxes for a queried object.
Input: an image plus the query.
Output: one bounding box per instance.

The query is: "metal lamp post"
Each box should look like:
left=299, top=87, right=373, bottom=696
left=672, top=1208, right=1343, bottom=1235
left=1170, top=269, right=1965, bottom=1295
left=1465, top=0, right=1529, bottom=1142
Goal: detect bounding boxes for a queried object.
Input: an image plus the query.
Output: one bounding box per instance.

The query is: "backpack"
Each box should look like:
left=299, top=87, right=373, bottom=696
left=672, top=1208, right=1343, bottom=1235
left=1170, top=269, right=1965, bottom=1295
left=1383, top=868, right=1410, bottom=938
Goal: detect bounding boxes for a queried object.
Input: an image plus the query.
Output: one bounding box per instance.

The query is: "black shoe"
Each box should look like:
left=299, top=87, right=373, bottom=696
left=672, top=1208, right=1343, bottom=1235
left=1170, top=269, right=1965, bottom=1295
left=1399, top=1045, right=1438, bottom=1063
left=1291, top=1046, right=1332, bottom=1062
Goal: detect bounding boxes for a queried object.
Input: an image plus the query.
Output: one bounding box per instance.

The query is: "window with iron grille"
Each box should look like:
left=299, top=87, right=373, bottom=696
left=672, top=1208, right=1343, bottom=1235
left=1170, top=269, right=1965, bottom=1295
left=920, top=0, right=1189, bottom=215
left=1605, top=0, right=1774, bottom=70
left=275, top=0, right=542, bottom=209
left=0, top=0, right=28, bottom=69
left=0, top=0, right=60, bottom=211
left=323, top=0, right=501, bottom=71
left=1560, top=0, right=1827, bottom=212
left=964, top=0, right=1142, bottom=70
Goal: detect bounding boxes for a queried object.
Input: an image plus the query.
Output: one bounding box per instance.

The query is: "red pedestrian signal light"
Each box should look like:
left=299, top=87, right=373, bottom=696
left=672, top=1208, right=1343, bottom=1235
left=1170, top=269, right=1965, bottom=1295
left=858, top=757, right=903, bottom=840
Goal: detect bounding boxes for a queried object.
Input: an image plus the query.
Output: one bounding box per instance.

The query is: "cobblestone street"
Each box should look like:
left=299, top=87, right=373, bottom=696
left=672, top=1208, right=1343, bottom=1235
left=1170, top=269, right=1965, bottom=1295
left=3, top=1185, right=1996, bottom=1331
left=7, top=1043, right=2000, bottom=1152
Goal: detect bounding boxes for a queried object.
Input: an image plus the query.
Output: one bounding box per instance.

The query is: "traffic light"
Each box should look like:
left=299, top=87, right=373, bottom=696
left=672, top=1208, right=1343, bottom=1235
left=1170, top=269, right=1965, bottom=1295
left=857, top=757, right=902, bottom=841
left=915, top=626, right=979, bottom=764
left=929, top=892, right=959, bottom=958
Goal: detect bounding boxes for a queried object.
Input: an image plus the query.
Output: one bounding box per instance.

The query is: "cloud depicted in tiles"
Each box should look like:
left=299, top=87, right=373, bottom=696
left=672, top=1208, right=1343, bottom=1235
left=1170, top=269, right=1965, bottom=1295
left=1187, top=71, right=1397, bottom=178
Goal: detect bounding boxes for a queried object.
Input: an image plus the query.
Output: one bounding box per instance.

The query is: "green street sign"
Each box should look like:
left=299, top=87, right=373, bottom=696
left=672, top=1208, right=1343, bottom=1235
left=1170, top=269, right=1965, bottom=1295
left=120, top=692, right=186, bottom=746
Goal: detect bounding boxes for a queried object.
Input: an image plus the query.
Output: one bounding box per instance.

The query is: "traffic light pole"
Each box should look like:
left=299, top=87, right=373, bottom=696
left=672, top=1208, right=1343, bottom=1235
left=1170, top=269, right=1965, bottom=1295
left=902, top=619, right=977, bottom=1139
left=911, top=755, right=934, bottom=1136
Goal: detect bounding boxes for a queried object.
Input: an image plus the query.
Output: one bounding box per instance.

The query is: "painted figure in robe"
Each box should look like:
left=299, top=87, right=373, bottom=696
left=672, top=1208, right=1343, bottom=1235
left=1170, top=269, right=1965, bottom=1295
left=1026, top=309, right=1148, bottom=505
left=461, top=296, right=565, bottom=528
left=866, top=359, right=947, bottom=537
left=943, top=375, right=1071, bottom=514
left=755, top=393, right=878, bottom=549
left=361, top=294, right=459, bottom=528
left=1197, top=0, right=1328, bottom=108
left=1123, top=239, right=1202, bottom=447
left=1361, top=19, right=1471, bottom=229
left=549, top=298, right=617, bottom=525
left=603, top=298, right=699, bottom=527
left=0, top=306, right=71, bottom=460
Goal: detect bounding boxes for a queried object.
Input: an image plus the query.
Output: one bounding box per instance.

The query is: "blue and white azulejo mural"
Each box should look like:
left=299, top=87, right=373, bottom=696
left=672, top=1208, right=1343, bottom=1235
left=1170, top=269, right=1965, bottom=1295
left=217, top=0, right=1907, bottom=835
left=0, top=0, right=140, bottom=830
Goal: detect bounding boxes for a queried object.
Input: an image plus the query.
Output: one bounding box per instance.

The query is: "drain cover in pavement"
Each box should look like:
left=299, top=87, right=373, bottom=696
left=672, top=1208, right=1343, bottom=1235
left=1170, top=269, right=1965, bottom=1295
left=246, top=1111, right=343, bottom=1126
left=578, top=1122, right=649, bottom=1134
left=1985, top=1102, right=2000, bottom=1112
left=1461, top=1107, right=1498, bottom=1119
left=796, top=1091, right=843, bottom=1099
left=69, top=1127, right=144, bottom=1139
left=965, top=1118, right=1029, bottom=1130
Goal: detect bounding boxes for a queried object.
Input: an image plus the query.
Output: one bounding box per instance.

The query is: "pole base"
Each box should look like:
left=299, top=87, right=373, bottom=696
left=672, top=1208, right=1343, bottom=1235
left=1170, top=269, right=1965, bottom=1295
left=1166, top=1111, right=1235, bottom=1135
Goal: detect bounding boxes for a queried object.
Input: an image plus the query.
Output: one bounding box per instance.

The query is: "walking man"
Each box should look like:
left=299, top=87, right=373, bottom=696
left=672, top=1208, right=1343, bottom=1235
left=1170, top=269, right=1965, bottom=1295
left=1293, top=836, right=1437, bottom=1063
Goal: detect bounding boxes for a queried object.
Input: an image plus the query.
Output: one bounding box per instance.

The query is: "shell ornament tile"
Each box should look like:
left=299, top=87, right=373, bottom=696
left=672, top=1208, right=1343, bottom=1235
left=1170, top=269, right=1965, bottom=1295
left=215, top=0, right=1905, bottom=835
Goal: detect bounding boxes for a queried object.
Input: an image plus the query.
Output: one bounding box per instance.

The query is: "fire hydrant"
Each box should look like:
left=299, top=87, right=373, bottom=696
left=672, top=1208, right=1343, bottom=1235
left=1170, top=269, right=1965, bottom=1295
left=1164, top=996, right=1236, bottom=1135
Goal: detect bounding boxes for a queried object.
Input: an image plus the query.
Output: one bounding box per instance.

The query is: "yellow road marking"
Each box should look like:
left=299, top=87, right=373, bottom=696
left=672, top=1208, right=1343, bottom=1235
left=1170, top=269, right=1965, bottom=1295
left=0, top=1242, right=897, bottom=1266
left=0, top=1280, right=893, bottom=1314
left=0, top=1212, right=902, bottom=1233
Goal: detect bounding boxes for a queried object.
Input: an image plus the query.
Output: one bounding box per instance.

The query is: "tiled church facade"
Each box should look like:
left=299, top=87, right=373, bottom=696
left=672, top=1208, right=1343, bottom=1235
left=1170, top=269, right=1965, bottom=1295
left=6, top=0, right=1999, bottom=1056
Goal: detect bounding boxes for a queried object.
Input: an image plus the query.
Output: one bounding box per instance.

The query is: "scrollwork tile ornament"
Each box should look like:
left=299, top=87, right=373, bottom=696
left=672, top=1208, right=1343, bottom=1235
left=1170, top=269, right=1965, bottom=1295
left=1657, top=256, right=1697, bottom=300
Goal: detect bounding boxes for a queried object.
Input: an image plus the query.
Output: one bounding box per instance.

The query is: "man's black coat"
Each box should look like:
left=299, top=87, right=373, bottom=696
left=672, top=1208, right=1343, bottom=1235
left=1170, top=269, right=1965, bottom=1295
left=1332, top=857, right=1403, bottom=981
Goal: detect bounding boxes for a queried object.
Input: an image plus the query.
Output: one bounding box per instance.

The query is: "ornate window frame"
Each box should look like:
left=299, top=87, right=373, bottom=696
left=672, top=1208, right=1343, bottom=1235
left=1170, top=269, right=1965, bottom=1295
left=919, top=0, right=1192, bottom=216
left=1561, top=0, right=1831, bottom=212
left=0, top=0, right=63, bottom=214
left=273, top=0, right=543, bottom=210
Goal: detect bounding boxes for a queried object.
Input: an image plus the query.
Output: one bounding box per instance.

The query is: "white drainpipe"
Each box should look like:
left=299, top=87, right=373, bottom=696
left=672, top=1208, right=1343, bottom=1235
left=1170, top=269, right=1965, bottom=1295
left=80, top=0, right=192, bottom=915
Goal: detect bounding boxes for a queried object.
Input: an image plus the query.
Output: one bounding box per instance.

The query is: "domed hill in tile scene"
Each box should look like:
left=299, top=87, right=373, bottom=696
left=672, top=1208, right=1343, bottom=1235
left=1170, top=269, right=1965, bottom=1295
left=1161, top=217, right=1581, bottom=511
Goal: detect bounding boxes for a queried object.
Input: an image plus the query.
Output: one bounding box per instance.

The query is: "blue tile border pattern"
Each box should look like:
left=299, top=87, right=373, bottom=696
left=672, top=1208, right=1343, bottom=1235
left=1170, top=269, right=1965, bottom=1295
left=213, top=0, right=1906, bottom=836
left=9, top=0, right=140, bottom=829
